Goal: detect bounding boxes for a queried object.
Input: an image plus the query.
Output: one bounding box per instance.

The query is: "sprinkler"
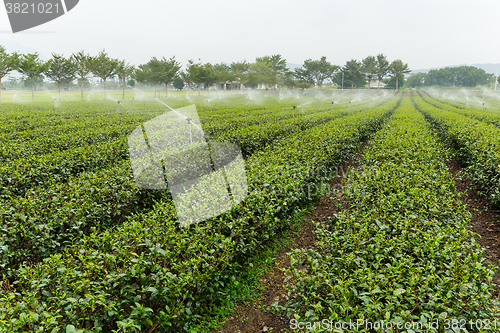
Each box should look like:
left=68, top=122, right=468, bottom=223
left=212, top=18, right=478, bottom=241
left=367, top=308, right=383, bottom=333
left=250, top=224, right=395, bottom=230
left=331, top=102, right=334, bottom=111
left=186, top=117, right=193, bottom=144
left=117, top=101, right=121, bottom=111
left=349, top=101, right=352, bottom=109
left=292, top=106, right=297, bottom=119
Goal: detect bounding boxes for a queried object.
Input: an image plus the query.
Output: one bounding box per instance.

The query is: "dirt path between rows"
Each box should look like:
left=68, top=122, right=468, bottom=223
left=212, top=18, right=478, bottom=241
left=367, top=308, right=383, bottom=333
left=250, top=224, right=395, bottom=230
left=218, top=141, right=500, bottom=333
left=447, top=159, right=500, bottom=297
left=218, top=145, right=368, bottom=333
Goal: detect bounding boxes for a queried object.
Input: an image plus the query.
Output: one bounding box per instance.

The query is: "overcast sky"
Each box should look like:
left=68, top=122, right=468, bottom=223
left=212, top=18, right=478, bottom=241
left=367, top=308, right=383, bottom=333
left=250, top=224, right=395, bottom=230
left=0, top=0, right=499, bottom=71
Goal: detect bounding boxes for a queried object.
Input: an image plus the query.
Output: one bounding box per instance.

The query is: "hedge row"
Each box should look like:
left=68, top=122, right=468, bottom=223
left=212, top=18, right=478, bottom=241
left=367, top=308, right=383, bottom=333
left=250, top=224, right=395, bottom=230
left=414, top=94, right=500, bottom=207
left=0, top=96, right=400, bottom=332
left=0, top=96, right=396, bottom=277
left=281, top=96, right=498, bottom=330
left=419, top=91, right=500, bottom=128
left=0, top=93, right=394, bottom=199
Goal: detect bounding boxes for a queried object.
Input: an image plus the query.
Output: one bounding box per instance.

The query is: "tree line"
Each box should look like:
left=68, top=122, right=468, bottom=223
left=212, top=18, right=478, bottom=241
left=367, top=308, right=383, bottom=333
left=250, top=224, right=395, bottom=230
left=0, top=45, right=411, bottom=103
left=406, top=66, right=496, bottom=88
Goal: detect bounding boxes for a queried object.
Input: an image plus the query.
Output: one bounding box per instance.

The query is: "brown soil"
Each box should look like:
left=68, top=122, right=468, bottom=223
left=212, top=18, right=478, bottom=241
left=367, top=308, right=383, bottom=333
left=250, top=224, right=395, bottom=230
left=218, top=146, right=367, bottom=333
left=447, top=158, right=500, bottom=297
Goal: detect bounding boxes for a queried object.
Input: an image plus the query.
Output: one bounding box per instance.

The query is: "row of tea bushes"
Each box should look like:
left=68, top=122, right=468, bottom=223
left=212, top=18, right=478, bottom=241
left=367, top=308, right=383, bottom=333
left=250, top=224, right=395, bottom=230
left=0, top=97, right=400, bottom=332
left=281, top=97, right=498, bottom=330
left=414, top=95, right=500, bottom=207
left=0, top=97, right=398, bottom=276
left=0, top=94, right=396, bottom=199
left=419, top=91, right=500, bottom=128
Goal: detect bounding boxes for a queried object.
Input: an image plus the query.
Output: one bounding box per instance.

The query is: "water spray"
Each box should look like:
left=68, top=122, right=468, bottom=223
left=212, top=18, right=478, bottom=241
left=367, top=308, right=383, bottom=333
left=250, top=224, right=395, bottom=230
left=186, top=117, right=193, bottom=144
left=155, top=98, right=202, bottom=132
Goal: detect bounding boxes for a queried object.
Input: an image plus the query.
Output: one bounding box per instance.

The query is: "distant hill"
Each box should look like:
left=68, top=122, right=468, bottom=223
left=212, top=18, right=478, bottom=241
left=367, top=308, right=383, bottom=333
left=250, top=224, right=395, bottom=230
left=412, top=63, right=500, bottom=76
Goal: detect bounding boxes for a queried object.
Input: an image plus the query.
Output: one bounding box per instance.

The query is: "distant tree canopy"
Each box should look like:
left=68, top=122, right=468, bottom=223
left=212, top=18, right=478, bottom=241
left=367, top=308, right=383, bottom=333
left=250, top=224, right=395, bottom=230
left=294, top=56, right=338, bottom=88
left=173, top=78, right=184, bottom=90
left=384, top=75, right=406, bottom=89
left=0, top=44, right=420, bottom=101
left=405, top=73, right=426, bottom=88
left=330, top=59, right=366, bottom=89
left=407, top=66, right=495, bottom=87
left=0, top=45, right=18, bottom=102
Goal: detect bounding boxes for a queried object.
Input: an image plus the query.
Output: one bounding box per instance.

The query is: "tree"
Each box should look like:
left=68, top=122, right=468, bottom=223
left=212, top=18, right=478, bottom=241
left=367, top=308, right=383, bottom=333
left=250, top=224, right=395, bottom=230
left=71, top=51, right=93, bottom=101
left=157, top=57, right=181, bottom=97
left=197, top=63, right=217, bottom=95
left=0, top=45, right=18, bottom=103
left=294, top=56, right=338, bottom=88
left=376, top=54, right=389, bottom=89
left=282, top=70, right=296, bottom=89
left=89, top=50, right=119, bottom=100
left=45, top=54, right=76, bottom=102
left=342, top=59, right=365, bottom=89
left=255, top=54, right=290, bottom=89
left=180, top=63, right=194, bottom=96
left=361, top=56, right=378, bottom=89
left=173, top=78, right=184, bottom=90
left=212, top=63, right=234, bottom=92
left=294, top=66, right=314, bottom=88
left=406, top=73, right=426, bottom=87
left=425, top=66, right=494, bottom=87
left=388, top=59, right=411, bottom=90
left=385, top=75, right=406, bottom=89
left=257, top=54, right=288, bottom=75
left=184, top=59, right=201, bottom=96
left=23, top=74, right=44, bottom=91
left=133, top=63, right=151, bottom=88
left=248, top=60, right=277, bottom=89
left=230, top=61, right=250, bottom=93
left=144, top=57, right=163, bottom=98
left=184, top=60, right=214, bottom=96
left=17, top=53, right=47, bottom=102
left=116, top=60, right=135, bottom=99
